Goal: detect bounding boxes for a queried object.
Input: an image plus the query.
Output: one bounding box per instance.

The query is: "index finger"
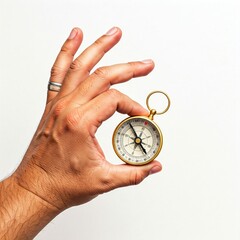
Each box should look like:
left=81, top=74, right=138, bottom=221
left=80, top=89, right=149, bottom=135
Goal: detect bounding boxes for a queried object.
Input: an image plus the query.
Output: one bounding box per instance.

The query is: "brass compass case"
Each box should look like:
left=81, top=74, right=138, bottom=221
left=112, top=115, right=163, bottom=165
left=112, top=91, right=170, bottom=166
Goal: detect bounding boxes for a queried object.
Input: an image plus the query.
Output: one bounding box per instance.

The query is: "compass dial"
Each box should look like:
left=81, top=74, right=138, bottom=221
left=112, top=116, right=163, bottom=165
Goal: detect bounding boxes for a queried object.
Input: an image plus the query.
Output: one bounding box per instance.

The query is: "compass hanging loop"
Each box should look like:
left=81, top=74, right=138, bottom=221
left=146, top=91, right=171, bottom=115
left=148, top=109, right=157, bottom=120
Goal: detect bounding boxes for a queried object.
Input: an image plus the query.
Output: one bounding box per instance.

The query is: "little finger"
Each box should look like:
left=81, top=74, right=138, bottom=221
left=47, top=28, right=83, bottom=103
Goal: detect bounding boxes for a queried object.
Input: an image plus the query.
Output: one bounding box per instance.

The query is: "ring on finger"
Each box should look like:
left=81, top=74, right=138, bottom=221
left=48, top=81, right=62, bottom=92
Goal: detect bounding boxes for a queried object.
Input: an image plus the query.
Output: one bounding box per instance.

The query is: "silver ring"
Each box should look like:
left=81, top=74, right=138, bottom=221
left=48, top=81, right=62, bottom=92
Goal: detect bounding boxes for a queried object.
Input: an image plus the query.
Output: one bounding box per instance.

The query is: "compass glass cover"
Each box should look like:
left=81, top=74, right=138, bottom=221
left=113, top=117, right=162, bottom=165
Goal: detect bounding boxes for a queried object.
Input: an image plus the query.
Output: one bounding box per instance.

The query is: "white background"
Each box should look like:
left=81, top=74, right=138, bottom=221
left=0, top=0, right=239, bottom=239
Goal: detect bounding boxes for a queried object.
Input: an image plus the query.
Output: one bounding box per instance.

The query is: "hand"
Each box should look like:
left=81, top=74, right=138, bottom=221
left=12, top=27, right=162, bottom=211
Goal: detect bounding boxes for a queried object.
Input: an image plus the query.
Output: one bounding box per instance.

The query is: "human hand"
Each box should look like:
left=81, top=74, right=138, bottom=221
left=12, top=27, right=162, bottom=211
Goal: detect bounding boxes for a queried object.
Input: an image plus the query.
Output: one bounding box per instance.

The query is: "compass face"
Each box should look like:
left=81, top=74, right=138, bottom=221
left=112, top=116, right=163, bottom=165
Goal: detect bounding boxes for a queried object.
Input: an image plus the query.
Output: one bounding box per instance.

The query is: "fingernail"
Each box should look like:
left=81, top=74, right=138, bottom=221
left=141, top=59, right=153, bottom=64
left=105, top=27, right=118, bottom=36
left=149, top=165, right=162, bottom=175
left=68, top=28, right=78, bottom=40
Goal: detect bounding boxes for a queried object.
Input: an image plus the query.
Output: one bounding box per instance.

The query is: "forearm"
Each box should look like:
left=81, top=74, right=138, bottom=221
left=0, top=176, right=60, bottom=240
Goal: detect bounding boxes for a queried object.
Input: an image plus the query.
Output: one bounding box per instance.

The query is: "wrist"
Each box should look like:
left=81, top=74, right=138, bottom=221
left=0, top=176, right=60, bottom=239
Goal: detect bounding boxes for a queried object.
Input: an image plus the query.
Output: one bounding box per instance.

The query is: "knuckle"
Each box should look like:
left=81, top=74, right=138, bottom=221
left=93, top=67, right=109, bottom=80
left=50, top=65, right=66, bottom=79
left=127, top=62, right=136, bottom=78
left=60, top=45, right=73, bottom=56
left=94, top=38, right=103, bottom=46
left=93, top=38, right=107, bottom=53
left=99, top=171, right=115, bottom=193
left=130, top=171, right=145, bottom=185
left=65, top=109, right=82, bottom=130
left=70, top=60, right=81, bottom=71
left=103, top=89, right=121, bottom=111
left=69, top=59, right=86, bottom=72
left=101, top=177, right=113, bottom=192
left=106, top=88, right=120, bottom=98
left=52, top=99, right=67, bottom=118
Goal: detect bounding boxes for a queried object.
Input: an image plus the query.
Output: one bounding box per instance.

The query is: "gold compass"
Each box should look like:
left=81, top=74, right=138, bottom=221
left=112, top=91, right=170, bottom=165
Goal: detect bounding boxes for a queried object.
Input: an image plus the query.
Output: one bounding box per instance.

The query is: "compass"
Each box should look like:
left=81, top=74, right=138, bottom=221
left=112, top=91, right=170, bottom=165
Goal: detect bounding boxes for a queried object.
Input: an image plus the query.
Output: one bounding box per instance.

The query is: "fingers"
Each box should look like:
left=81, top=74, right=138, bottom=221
left=47, top=26, right=154, bottom=107
left=72, top=60, right=154, bottom=104
left=83, top=89, right=149, bottom=133
left=47, top=28, right=83, bottom=103
left=59, top=27, right=122, bottom=96
left=102, top=161, right=162, bottom=191
left=85, top=90, right=162, bottom=190
left=76, top=89, right=149, bottom=138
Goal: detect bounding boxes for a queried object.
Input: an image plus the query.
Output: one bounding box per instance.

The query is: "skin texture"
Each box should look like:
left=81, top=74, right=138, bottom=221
left=0, top=27, right=162, bottom=239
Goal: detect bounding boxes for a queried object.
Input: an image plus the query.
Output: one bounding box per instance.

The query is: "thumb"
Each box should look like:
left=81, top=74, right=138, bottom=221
left=105, top=161, right=162, bottom=190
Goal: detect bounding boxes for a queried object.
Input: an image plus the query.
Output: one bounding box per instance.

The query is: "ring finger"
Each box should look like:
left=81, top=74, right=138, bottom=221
left=71, top=60, right=155, bottom=104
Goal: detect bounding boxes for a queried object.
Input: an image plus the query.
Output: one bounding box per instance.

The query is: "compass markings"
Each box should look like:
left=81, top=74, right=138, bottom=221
left=124, top=142, right=135, bottom=147
left=114, top=117, right=161, bottom=165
